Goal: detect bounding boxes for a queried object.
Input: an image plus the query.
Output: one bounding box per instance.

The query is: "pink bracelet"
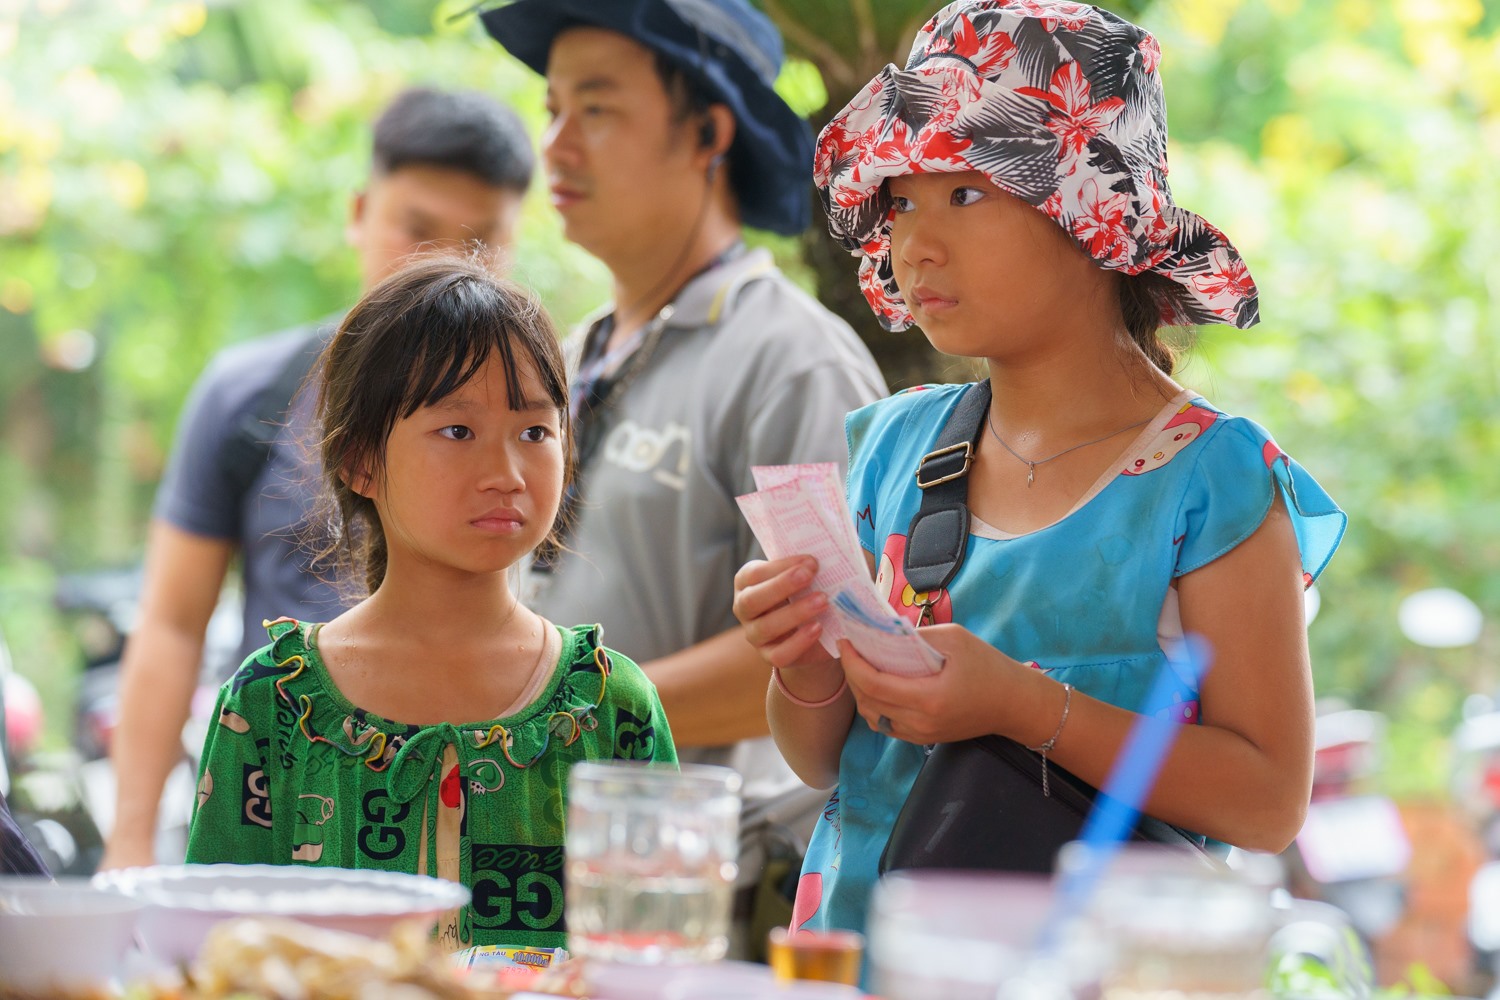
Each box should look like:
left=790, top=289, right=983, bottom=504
left=771, top=666, right=848, bottom=709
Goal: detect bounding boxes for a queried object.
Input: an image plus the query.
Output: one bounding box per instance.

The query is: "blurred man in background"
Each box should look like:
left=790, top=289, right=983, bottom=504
left=99, top=86, right=535, bottom=870
left=481, top=0, right=887, bottom=956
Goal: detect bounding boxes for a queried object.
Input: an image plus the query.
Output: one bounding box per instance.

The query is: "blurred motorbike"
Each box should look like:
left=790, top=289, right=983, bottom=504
left=1282, top=703, right=1412, bottom=945
left=1451, top=696, right=1500, bottom=997
left=0, top=614, right=104, bottom=876
left=53, top=566, right=240, bottom=866
left=55, top=565, right=142, bottom=764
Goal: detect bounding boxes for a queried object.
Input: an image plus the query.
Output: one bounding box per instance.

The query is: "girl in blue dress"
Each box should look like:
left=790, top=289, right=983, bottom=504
left=732, top=0, right=1346, bottom=940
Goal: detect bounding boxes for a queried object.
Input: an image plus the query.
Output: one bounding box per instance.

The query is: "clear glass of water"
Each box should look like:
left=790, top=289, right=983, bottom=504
left=867, top=869, right=1082, bottom=1000
left=1049, top=842, right=1273, bottom=999
left=565, top=761, right=742, bottom=964
left=1057, top=842, right=1368, bottom=1000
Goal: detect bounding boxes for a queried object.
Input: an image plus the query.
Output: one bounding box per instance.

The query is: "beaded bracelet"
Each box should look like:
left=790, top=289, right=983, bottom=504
left=771, top=666, right=848, bottom=709
left=1027, top=682, right=1072, bottom=798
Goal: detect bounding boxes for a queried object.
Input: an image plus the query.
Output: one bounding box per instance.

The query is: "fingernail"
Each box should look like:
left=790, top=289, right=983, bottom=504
left=808, top=592, right=828, bottom=608
left=793, top=566, right=814, bottom=585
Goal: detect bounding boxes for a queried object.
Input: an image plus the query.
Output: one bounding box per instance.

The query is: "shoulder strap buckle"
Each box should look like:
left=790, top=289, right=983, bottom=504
left=915, top=441, right=973, bottom=490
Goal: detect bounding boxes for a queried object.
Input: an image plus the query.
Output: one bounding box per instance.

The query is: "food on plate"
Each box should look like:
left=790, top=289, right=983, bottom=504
left=116, top=918, right=587, bottom=1000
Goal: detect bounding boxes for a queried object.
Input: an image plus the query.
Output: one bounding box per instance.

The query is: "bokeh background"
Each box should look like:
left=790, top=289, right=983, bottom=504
left=2, top=0, right=1498, bottom=990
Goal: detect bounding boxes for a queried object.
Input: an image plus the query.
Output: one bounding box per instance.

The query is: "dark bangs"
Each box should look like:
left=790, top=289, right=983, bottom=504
left=320, top=254, right=567, bottom=487
left=394, top=276, right=567, bottom=422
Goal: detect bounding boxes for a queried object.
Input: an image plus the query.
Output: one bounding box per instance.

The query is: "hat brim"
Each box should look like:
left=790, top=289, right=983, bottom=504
left=481, top=0, right=814, bottom=235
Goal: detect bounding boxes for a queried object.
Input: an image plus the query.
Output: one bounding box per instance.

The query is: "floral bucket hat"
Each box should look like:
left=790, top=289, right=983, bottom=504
left=814, top=0, right=1259, bottom=332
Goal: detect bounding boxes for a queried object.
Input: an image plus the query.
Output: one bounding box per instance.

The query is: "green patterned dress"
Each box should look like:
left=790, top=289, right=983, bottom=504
left=185, top=619, right=676, bottom=950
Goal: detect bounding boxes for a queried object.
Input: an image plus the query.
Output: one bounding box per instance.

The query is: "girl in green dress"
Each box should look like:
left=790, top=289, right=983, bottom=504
left=186, top=255, right=677, bottom=950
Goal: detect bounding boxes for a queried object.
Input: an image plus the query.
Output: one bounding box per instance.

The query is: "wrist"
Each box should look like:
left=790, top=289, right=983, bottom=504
left=105, top=827, right=156, bottom=858
left=771, top=664, right=847, bottom=709
left=1017, top=670, right=1072, bottom=746
left=108, top=800, right=162, bottom=841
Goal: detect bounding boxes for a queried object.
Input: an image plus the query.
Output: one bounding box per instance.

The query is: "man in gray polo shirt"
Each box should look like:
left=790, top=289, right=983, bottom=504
left=482, top=0, right=887, bottom=954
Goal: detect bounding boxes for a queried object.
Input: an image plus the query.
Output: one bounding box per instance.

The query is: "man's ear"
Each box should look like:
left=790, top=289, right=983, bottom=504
left=701, top=105, right=735, bottom=166
left=345, top=190, right=368, bottom=249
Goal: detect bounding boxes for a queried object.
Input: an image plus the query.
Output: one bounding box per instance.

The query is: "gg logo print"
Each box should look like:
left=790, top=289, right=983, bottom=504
left=612, top=706, right=656, bottom=760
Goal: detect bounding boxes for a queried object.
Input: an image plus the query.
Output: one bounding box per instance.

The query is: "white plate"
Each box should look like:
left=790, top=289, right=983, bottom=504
left=93, top=863, right=470, bottom=965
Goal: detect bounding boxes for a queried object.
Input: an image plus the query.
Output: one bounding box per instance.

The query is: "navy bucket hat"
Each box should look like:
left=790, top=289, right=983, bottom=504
left=480, top=0, right=814, bottom=236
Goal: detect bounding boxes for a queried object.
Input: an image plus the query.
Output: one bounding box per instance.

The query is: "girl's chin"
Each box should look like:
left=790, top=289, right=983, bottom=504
left=916, top=326, right=990, bottom=360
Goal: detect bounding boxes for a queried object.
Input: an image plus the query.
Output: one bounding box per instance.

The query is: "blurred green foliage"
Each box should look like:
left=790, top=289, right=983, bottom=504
left=0, top=0, right=1498, bottom=804
left=1139, top=0, right=1500, bottom=798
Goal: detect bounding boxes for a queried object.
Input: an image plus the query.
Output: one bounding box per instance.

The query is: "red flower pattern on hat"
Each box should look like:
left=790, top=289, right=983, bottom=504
left=1017, top=61, right=1125, bottom=158
left=1139, top=34, right=1162, bottom=74
left=1003, top=0, right=1093, bottom=32
left=1189, top=248, right=1256, bottom=304
left=1070, top=178, right=1133, bottom=267
left=814, top=0, right=1259, bottom=333
left=932, top=12, right=1019, bottom=76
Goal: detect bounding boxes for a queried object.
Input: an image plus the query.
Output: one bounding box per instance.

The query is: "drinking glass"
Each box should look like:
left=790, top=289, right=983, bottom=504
left=767, top=926, right=864, bottom=986
left=565, top=761, right=742, bottom=964
left=867, top=869, right=1083, bottom=1000
left=1056, top=842, right=1372, bottom=1000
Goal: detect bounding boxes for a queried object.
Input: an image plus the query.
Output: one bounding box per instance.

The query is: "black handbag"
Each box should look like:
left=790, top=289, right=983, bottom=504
left=878, top=380, right=1205, bottom=875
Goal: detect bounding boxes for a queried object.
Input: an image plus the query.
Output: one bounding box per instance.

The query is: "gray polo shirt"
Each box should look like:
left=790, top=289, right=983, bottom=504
left=526, top=247, right=888, bottom=878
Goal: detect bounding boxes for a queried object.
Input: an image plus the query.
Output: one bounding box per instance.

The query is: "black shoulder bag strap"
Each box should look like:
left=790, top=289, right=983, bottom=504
left=220, top=323, right=328, bottom=510
left=903, top=379, right=993, bottom=602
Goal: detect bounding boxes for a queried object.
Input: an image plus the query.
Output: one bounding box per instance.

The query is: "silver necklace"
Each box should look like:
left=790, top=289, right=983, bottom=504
left=986, top=410, right=1151, bottom=487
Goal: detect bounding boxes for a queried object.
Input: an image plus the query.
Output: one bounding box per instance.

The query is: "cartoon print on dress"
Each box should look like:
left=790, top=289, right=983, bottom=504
left=1157, top=691, right=1201, bottom=725
left=466, top=758, right=506, bottom=796
left=820, top=788, right=843, bottom=850
left=790, top=872, right=825, bottom=934
left=291, top=792, right=335, bottom=862
left=440, top=757, right=470, bottom=870
left=218, top=708, right=250, bottom=734
left=1262, top=438, right=1288, bottom=471
left=441, top=762, right=466, bottom=813
left=1122, top=403, right=1218, bottom=476
left=196, top=770, right=213, bottom=809
left=230, top=653, right=295, bottom=695
left=876, top=533, right=953, bottom=626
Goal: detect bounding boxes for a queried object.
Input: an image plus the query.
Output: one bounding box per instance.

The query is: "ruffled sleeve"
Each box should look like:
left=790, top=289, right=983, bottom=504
left=1174, top=416, right=1346, bottom=584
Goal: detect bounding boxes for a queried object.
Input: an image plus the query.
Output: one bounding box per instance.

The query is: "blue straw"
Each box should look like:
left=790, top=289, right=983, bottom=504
left=1035, top=633, right=1214, bottom=952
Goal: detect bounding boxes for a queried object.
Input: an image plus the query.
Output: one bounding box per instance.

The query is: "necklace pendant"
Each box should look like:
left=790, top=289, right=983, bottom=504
left=1026, top=463, right=1036, bottom=487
